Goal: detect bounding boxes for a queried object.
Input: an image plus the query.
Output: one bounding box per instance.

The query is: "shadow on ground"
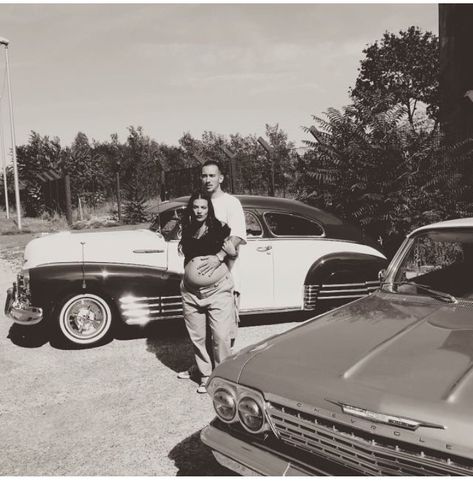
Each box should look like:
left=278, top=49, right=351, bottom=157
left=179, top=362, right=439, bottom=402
left=168, top=430, right=235, bottom=476
left=144, top=320, right=196, bottom=376
left=239, top=310, right=314, bottom=327
left=7, top=323, right=49, bottom=348
left=6, top=310, right=314, bottom=352
left=8, top=319, right=114, bottom=351
left=141, top=311, right=313, bottom=378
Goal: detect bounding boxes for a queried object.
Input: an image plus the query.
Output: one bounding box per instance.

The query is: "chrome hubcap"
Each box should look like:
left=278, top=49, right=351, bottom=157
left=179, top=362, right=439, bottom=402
left=65, top=298, right=107, bottom=340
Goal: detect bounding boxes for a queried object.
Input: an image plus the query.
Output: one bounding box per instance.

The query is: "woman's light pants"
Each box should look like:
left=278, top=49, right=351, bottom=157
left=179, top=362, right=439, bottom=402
left=181, top=274, right=235, bottom=377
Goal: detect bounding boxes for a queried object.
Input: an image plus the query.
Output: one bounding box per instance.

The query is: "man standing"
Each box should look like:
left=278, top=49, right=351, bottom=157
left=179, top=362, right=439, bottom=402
left=198, top=160, right=246, bottom=345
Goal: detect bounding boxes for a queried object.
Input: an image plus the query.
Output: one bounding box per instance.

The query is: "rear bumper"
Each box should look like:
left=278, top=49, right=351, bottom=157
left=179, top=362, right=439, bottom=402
left=201, top=423, right=329, bottom=476
left=5, top=287, right=43, bottom=326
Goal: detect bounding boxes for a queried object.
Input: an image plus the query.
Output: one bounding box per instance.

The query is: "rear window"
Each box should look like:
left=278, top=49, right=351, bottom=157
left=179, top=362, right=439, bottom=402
left=264, top=212, right=324, bottom=237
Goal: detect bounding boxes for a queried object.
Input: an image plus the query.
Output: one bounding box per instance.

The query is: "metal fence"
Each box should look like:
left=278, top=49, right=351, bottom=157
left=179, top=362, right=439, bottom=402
left=162, top=154, right=295, bottom=199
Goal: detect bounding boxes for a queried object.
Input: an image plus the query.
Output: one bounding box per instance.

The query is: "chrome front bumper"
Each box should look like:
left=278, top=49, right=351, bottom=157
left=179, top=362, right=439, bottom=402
left=5, top=287, right=43, bottom=326
left=201, top=424, right=329, bottom=476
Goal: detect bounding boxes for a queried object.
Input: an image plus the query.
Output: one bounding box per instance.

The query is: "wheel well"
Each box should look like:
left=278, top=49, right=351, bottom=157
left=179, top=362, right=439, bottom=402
left=54, top=284, right=121, bottom=323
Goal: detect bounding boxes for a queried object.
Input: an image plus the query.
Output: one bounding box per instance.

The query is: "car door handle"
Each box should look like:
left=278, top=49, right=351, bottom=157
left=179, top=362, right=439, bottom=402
left=256, top=245, right=272, bottom=252
left=133, top=249, right=165, bottom=253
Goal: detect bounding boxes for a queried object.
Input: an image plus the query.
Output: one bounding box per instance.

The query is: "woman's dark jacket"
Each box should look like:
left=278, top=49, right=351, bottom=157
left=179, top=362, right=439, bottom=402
left=180, top=222, right=230, bottom=266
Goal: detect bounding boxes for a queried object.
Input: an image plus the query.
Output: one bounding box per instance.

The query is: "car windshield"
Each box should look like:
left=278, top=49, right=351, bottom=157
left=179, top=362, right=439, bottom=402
left=388, top=228, right=473, bottom=301
left=149, top=207, right=184, bottom=241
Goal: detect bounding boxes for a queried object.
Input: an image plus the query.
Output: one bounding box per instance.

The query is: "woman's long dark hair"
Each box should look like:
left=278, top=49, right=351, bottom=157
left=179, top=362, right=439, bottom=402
left=179, top=192, right=220, bottom=254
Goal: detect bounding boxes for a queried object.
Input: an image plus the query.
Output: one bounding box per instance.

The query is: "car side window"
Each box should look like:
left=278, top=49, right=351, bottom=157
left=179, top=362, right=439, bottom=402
left=264, top=212, right=324, bottom=237
left=245, top=211, right=263, bottom=238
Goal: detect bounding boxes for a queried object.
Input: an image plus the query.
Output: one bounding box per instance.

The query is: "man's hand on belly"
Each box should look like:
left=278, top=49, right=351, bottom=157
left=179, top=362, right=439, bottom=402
left=197, top=255, right=222, bottom=276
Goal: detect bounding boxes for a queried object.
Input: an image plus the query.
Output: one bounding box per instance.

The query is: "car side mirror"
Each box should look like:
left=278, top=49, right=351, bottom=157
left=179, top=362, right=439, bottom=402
left=378, top=269, right=386, bottom=283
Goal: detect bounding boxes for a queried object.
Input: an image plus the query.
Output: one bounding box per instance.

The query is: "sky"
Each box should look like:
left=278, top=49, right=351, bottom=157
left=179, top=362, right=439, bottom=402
left=0, top=3, right=438, bottom=151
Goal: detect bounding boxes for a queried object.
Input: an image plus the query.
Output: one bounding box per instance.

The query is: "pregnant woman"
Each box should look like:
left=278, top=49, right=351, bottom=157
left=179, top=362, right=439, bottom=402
left=178, top=192, right=236, bottom=393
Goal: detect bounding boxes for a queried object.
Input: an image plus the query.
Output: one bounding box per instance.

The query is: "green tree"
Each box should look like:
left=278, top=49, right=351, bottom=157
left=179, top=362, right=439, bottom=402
left=62, top=132, right=107, bottom=207
left=228, top=133, right=261, bottom=195
left=122, top=126, right=159, bottom=223
left=264, top=124, right=296, bottom=197
left=300, top=104, right=473, bottom=257
left=16, top=132, right=62, bottom=216
left=351, top=26, right=439, bottom=128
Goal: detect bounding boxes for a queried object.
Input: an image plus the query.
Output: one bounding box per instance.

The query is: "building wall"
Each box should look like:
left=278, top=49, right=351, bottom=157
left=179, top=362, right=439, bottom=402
left=439, top=4, right=473, bottom=141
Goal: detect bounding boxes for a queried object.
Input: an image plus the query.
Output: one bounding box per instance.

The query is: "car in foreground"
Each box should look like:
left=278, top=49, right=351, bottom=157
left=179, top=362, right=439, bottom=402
left=201, top=217, right=473, bottom=475
left=5, top=195, right=385, bottom=347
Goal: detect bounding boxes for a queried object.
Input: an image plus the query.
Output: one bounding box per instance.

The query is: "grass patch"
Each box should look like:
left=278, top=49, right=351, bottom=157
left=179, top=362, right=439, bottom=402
left=0, top=212, right=69, bottom=236
left=0, top=196, right=163, bottom=237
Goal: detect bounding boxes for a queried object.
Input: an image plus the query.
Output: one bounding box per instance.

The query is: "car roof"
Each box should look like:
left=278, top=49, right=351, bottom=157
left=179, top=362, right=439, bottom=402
left=410, top=217, right=473, bottom=236
left=158, top=194, right=367, bottom=243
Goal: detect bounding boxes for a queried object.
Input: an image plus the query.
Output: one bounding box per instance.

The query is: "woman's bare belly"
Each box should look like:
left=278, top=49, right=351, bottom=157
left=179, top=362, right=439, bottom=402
left=184, top=257, right=228, bottom=288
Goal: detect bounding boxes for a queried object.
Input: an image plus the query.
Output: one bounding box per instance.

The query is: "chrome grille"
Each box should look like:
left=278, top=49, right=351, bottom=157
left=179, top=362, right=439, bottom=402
left=304, top=281, right=379, bottom=309
left=266, top=402, right=473, bottom=476
left=119, top=295, right=183, bottom=325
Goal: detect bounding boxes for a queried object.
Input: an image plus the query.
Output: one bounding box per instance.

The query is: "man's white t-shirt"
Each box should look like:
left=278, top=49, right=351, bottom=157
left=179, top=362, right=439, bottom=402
left=211, top=192, right=247, bottom=293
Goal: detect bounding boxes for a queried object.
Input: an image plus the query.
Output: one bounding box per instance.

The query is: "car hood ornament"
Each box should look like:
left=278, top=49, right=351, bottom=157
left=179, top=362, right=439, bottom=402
left=327, top=400, right=445, bottom=431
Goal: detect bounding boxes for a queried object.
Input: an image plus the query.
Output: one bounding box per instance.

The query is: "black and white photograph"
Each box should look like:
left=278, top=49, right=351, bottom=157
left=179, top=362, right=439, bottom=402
left=2, top=2, right=473, bottom=476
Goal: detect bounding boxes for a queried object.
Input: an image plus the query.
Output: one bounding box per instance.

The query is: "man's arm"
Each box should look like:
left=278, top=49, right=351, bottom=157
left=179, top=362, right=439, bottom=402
left=197, top=197, right=246, bottom=276
left=196, top=236, right=242, bottom=276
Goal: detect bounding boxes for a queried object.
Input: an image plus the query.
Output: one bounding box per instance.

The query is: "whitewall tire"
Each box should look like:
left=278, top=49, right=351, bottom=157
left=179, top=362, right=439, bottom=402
left=57, top=293, right=113, bottom=346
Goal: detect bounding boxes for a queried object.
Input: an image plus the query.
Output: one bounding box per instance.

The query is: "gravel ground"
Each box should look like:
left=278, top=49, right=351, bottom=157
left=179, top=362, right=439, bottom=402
left=0, top=236, right=308, bottom=475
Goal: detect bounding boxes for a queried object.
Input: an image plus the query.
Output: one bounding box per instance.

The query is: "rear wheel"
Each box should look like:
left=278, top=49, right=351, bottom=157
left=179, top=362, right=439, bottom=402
left=57, top=293, right=113, bottom=346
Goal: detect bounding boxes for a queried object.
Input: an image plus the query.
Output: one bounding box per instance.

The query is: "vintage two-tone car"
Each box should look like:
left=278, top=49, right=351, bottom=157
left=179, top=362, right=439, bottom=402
left=201, top=217, right=473, bottom=475
left=5, top=195, right=385, bottom=347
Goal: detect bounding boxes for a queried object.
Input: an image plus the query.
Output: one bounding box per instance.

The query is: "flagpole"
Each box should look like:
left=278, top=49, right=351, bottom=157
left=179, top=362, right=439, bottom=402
left=0, top=36, right=21, bottom=230
left=0, top=106, right=10, bottom=218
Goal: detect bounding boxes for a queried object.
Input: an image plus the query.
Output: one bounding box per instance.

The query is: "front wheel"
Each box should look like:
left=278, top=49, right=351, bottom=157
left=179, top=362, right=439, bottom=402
left=57, top=293, right=113, bottom=346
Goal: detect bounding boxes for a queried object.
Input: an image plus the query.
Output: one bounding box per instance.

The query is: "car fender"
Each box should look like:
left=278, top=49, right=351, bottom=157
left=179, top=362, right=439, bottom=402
left=29, top=263, right=182, bottom=322
left=304, top=251, right=387, bottom=285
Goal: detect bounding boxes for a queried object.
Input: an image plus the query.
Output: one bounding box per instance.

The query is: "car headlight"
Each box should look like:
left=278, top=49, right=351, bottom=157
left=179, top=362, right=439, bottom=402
left=209, top=377, right=270, bottom=433
left=238, top=396, right=264, bottom=432
left=213, top=387, right=237, bottom=422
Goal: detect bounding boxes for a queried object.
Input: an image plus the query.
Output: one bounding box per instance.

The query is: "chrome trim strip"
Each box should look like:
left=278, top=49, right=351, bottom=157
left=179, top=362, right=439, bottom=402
left=321, top=281, right=379, bottom=288
left=148, top=313, right=182, bottom=320
left=319, top=287, right=369, bottom=294
left=120, top=295, right=181, bottom=303
left=133, top=249, right=165, bottom=254
left=318, top=294, right=365, bottom=300
left=327, top=400, right=445, bottom=431
left=124, top=307, right=182, bottom=316
left=124, top=313, right=183, bottom=325
left=28, top=261, right=170, bottom=271
left=121, top=300, right=183, bottom=310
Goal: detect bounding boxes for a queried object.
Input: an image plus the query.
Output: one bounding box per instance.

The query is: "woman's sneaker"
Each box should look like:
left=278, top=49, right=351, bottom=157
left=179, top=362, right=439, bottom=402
left=177, top=370, right=192, bottom=379
left=197, top=377, right=209, bottom=394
